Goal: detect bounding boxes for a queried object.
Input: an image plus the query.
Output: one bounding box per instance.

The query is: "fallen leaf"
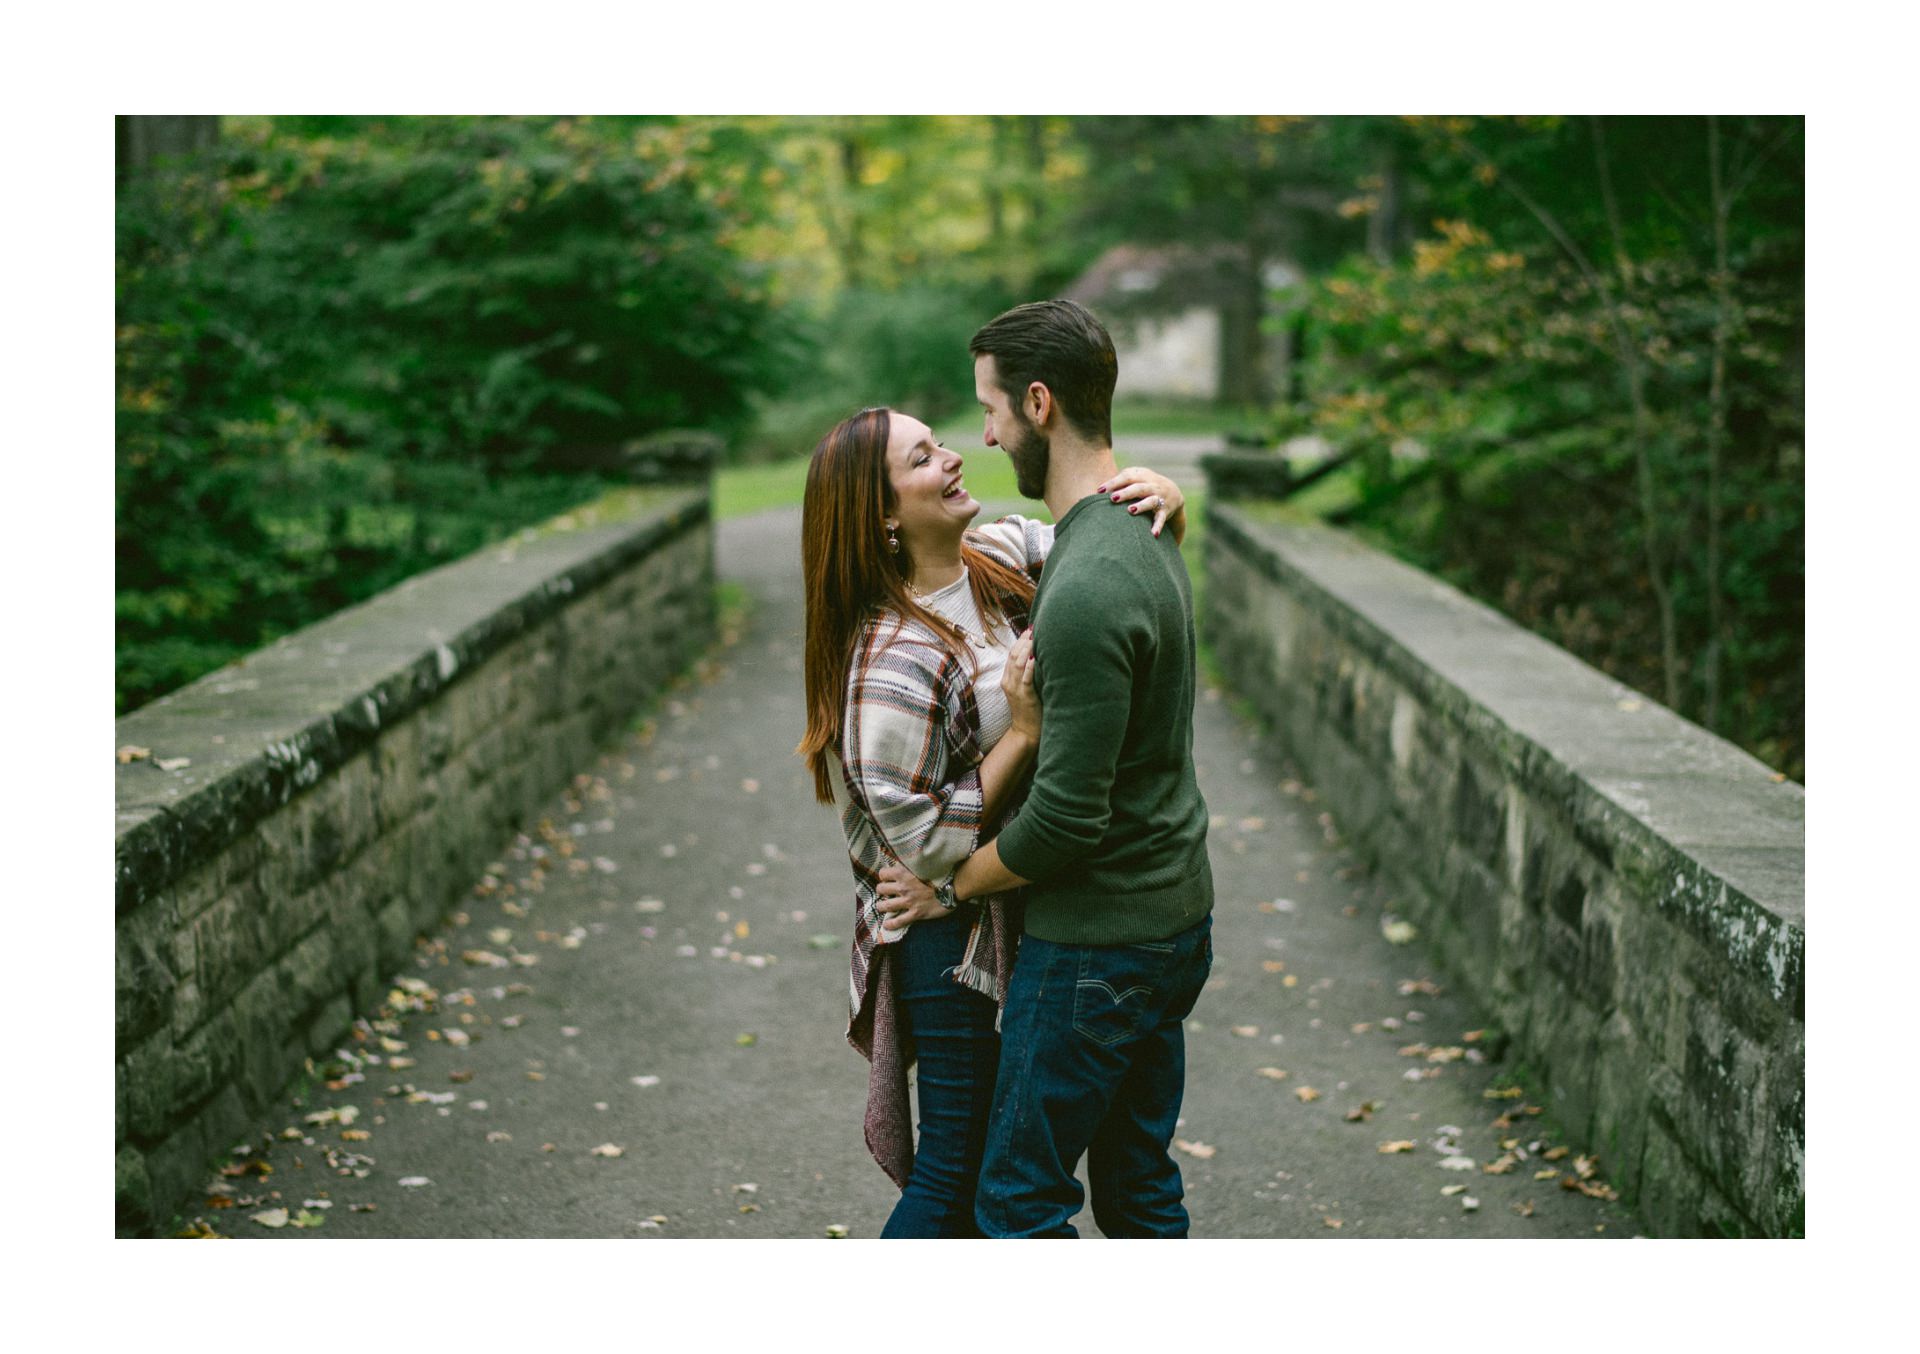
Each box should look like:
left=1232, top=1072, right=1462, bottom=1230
left=155, top=757, right=192, bottom=771
left=1282, top=974, right=1299, bottom=988
left=1440, top=1184, right=1468, bottom=1196
left=1484, top=1153, right=1520, bottom=1175
left=340, top=1129, right=371, bottom=1143
left=741, top=779, right=760, bottom=793
left=1437, top=1157, right=1478, bottom=1172
left=1573, top=1155, right=1599, bottom=1180
left=1262, top=960, right=1287, bottom=973
left=739, top=1204, right=760, bottom=1214
left=486, top=1132, right=512, bottom=1143
left=631, top=1075, right=661, bottom=1088
left=461, top=949, right=510, bottom=968
left=290, top=1209, right=326, bottom=1228
left=1344, top=1101, right=1381, bottom=1123
left=1350, top=1022, right=1373, bottom=1034
left=735, top=1033, right=757, bottom=1047
left=1543, top=1145, right=1571, bottom=1162
left=1294, top=1086, right=1321, bottom=1103
left=1322, top=1216, right=1343, bottom=1229
left=1461, top=1196, right=1480, bottom=1213
left=1381, top=918, right=1418, bottom=945
left=1379, top=1140, right=1416, bottom=1154
left=733, top=1183, right=759, bottom=1194
left=1174, top=1139, right=1217, bottom=1159
left=397, top=1176, right=431, bottom=1188
left=808, top=934, right=840, bottom=949
left=1534, top=1168, right=1559, bottom=1180
left=1256, top=1067, right=1290, bottom=1082
left=250, top=1208, right=290, bottom=1228
left=1483, top=1085, right=1525, bottom=1100
left=1514, top=1200, right=1536, bottom=1218
left=590, top=1143, right=625, bottom=1158
left=825, top=1224, right=849, bottom=1238
left=1397, top=978, right=1442, bottom=996
left=1230, top=1025, right=1259, bottom=1038
left=350, top=1203, right=377, bottom=1213
left=117, top=745, right=152, bottom=764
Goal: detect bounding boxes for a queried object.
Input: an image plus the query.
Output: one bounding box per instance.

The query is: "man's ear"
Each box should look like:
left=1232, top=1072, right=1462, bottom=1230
left=1026, top=381, right=1053, bottom=427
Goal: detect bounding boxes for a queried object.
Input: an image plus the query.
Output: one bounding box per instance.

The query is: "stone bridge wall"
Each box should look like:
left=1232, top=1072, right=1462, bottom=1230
left=1203, top=502, right=1804, bottom=1237
left=115, top=485, right=714, bottom=1233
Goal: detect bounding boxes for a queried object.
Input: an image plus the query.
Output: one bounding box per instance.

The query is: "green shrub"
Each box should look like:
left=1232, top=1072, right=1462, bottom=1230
left=116, top=117, right=795, bottom=713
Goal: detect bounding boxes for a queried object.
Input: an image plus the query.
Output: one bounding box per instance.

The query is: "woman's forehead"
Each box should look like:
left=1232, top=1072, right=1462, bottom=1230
left=885, top=416, right=932, bottom=465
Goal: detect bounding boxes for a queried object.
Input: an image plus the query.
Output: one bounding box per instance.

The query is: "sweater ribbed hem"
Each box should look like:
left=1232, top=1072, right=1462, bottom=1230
left=1020, top=851, right=1214, bottom=946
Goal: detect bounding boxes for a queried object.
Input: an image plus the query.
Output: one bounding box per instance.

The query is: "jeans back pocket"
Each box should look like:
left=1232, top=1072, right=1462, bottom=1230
left=1072, top=940, right=1175, bottom=1047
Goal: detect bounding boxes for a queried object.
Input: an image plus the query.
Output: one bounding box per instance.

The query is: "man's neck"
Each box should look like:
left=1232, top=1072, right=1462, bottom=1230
left=1042, top=436, right=1119, bottom=523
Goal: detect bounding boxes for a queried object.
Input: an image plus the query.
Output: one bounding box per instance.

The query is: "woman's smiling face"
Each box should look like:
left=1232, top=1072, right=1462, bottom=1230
left=885, top=413, right=979, bottom=551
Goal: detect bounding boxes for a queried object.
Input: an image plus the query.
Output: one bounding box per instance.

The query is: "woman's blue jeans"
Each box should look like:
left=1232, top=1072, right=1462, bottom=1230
left=880, top=914, right=1001, bottom=1239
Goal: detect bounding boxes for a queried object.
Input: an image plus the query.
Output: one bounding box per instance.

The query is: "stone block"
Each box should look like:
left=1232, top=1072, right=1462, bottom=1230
left=232, top=971, right=298, bottom=1111
left=1636, top=1119, right=1703, bottom=1238
left=116, top=1144, right=154, bottom=1236
left=144, top=1119, right=212, bottom=1233
left=306, top=994, right=355, bottom=1057
left=1588, top=1011, right=1650, bottom=1200
left=1681, top=1000, right=1769, bottom=1206
left=193, top=887, right=267, bottom=1010
left=115, top=903, right=177, bottom=1048
left=278, top=926, right=338, bottom=1017
left=1576, top=897, right=1622, bottom=1011
left=169, top=1008, right=239, bottom=1122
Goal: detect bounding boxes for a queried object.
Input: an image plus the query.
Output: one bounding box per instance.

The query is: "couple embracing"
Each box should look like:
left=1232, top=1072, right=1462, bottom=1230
left=798, top=300, right=1214, bottom=1238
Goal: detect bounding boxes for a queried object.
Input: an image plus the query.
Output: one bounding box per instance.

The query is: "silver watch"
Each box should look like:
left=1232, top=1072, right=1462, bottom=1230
left=934, top=877, right=960, bottom=911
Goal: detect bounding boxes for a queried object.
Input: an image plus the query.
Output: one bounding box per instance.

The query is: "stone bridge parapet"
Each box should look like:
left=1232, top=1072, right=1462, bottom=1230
left=1203, top=501, right=1804, bottom=1237
left=114, top=485, right=714, bottom=1233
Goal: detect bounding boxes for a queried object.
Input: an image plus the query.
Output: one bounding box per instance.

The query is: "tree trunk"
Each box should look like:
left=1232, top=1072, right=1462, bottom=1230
left=1703, top=116, right=1734, bottom=731
left=837, top=127, right=866, bottom=289
left=116, top=116, right=220, bottom=182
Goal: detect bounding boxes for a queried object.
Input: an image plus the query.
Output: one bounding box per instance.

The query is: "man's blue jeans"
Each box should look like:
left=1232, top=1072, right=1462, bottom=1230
left=975, top=914, right=1213, bottom=1238
left=881, top=913, right=1000, bottom=1238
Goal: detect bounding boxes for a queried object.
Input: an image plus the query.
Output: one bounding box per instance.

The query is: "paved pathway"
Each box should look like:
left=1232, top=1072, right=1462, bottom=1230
left=201, top=504, right=1641, bottom=1239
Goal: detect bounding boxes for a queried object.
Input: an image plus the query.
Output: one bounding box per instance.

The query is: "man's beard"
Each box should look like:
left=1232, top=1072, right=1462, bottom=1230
left=1003, top=414, right=1051, bottom=500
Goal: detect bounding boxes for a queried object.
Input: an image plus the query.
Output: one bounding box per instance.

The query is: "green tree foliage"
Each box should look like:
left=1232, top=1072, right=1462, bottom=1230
left=1296, top=116, right=1803, bottom=778
left=116, top=116, right=795, bottom=712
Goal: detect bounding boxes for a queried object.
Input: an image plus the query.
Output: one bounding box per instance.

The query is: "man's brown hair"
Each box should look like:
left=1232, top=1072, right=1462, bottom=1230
left=969, top=299, right=1118, bottom=446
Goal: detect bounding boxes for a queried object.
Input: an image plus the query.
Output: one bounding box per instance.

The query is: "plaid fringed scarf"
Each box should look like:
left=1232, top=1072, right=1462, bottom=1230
left=833, top=518, right=1047, bottom=1188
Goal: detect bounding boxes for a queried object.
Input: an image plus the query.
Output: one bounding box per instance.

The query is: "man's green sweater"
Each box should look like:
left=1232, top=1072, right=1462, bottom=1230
left=995, top=492, right=1214, bottom=944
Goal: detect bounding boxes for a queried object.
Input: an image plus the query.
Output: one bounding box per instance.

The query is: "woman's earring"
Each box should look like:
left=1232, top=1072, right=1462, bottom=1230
left=886, top=523, right=900, bottom=555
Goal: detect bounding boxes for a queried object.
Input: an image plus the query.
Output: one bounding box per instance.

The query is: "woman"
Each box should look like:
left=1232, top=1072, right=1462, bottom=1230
left=796, top=405, right=1186, bottom=1236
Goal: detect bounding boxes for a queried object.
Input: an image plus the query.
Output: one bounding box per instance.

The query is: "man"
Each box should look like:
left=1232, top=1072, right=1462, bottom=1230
left=882, top=299, right=1214, bottom=1237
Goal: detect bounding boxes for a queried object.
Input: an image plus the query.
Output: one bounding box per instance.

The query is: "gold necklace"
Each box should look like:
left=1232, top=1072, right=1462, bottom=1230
left=909, top=574, right=996, bottom=651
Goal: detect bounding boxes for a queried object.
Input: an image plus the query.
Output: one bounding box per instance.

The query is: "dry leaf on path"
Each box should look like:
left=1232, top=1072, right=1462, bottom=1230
left=590, top=1144, right=624, bottom=1158
left=1378, top=1140, right=1416, bottom=1154
left=117, top=745, right=152, bottom=764
left=1257, top=1067, right=1290, bottom=1082
left=1230, top=1025, right=1259, bottom=1038
left=250, top=1208, right=289, bottom=1228
left=1294, top=1086, right=1321, bottom=1102
left=1344, top=1102, right=1381, bottom=1123
left=1174, top=1139, right=1217, bottom=1159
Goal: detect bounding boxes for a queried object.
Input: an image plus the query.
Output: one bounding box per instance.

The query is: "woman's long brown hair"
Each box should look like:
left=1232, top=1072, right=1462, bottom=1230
left=797, top=407, right=1038, bottom=804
